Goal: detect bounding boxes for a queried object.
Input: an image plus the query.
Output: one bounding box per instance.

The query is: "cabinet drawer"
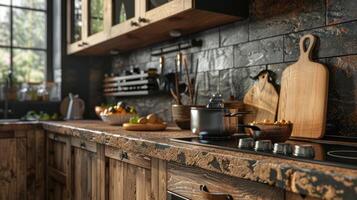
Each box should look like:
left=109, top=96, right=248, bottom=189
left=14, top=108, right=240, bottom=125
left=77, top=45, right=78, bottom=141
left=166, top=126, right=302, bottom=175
left=105, top=146, right=151, bottom=169
left=71, top=137, right=97, bottom=153
left=48, top=132, right=67, bottom=143
left=167, top=163, right=285, bottom=200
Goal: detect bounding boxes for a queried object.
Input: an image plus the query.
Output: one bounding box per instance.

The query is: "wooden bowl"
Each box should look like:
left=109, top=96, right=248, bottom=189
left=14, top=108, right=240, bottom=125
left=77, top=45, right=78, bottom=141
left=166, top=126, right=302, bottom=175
left=241, top=124, right=293, bottom=143
left=171, top=104, right=192, bottom=130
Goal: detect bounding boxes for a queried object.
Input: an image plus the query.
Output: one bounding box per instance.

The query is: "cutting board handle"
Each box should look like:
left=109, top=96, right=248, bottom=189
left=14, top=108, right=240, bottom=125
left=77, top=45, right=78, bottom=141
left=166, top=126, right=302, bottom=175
left=299, top=34, right=316, bottom=60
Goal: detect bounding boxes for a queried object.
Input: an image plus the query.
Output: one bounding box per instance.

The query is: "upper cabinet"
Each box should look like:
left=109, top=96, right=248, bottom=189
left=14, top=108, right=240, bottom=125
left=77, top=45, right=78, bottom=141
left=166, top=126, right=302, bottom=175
left=67, top=0, right=109, bottom=54
left=67, top=0, right=249, bottom=55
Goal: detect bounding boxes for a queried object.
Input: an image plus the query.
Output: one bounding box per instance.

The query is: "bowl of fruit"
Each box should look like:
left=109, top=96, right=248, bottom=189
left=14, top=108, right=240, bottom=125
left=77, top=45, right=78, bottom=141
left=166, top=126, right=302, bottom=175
left=100, top=102, right=137, bottom=125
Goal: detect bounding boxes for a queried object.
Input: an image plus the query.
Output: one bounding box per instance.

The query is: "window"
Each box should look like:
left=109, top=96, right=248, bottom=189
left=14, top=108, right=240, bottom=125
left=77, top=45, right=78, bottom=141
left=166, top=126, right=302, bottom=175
left=0, top=0, right=47, bottom=84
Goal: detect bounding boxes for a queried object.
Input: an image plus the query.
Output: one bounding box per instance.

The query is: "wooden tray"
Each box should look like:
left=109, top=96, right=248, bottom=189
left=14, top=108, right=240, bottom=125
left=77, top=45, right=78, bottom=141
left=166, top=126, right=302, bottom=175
left=123, top=123, right=167, bottom=131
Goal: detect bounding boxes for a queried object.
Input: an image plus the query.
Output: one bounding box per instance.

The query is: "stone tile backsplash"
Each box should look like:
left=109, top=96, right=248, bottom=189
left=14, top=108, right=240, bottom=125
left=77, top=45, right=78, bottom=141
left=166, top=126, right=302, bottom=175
left=112, top=0, right=357, bottom=136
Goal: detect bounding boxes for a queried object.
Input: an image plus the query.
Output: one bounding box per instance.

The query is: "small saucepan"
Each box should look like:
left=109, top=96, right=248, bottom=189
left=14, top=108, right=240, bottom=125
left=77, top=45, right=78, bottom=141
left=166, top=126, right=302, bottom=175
left=190, top=107, right=249, bottom=136
left=238, top=124, right=293, bottom=143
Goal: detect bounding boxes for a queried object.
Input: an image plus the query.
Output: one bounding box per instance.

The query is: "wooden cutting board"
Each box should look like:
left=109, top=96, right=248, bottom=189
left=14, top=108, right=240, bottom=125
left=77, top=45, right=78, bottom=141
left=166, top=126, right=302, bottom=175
left=278, top=34, right=329, bottom=139
left=243, top=71, right=279, bottom=123
left=123, top=123, right=167, bottom=131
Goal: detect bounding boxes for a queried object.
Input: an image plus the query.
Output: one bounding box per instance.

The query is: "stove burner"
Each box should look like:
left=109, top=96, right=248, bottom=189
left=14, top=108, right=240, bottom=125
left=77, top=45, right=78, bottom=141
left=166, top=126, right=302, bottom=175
left=198, top=132, right=232, bottom=143
left=327, top=150, right=357, bottom=160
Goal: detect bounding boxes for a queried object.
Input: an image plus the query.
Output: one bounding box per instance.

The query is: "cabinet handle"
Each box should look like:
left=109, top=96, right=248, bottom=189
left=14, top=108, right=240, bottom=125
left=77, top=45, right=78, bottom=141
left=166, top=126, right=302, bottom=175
left=80, top=142, right=86, bottom=149
left=138, top=17, right=149, bottom=23
left=199, top=185, right=233, bottom=200
left=121, top=151, right=128, bottom=160
left=130, top=21, right=139, bottom=27
left=82, top=42, right=88, bottom=45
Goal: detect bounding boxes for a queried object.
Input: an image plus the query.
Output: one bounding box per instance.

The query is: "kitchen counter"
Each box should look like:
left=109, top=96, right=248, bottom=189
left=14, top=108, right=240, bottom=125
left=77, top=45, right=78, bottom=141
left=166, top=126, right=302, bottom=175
left=1, top=120, right=356, bottom=199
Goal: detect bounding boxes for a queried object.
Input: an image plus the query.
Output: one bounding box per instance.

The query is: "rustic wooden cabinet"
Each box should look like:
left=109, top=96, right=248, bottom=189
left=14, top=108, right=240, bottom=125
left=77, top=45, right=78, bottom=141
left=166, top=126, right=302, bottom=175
left=0, top=129, right=45, bottom=200
left=67, top=0, right=248, bottom=55
left=167, top=162, right=286, bottom=200
left=71, top=137, right=105, bottom=200
left=105, top=146, right=167, bottom=200
left=46, top=133, right=105, bottom=200
left=47, top=133, right=71, bottom=200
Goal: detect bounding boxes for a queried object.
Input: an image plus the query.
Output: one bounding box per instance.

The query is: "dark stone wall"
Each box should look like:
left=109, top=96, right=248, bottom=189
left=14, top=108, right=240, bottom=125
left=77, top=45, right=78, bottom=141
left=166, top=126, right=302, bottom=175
left=112, top=0, right=357, bottom=137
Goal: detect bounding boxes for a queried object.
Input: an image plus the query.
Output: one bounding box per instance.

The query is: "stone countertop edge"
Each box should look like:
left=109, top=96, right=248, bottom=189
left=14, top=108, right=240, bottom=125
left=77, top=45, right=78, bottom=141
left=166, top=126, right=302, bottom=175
left=2, top=120, right=357, bottom=199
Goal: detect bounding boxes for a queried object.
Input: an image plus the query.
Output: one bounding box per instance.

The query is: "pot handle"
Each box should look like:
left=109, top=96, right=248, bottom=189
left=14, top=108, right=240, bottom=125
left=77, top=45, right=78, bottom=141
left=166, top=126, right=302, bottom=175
left=237, top=124, right=261, bottom=131
left=225, top=111, right=252, bottom=117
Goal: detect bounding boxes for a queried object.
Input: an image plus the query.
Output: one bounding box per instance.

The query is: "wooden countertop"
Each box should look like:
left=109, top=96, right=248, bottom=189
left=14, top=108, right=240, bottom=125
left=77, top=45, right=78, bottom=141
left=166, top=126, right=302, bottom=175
left=1, top=120, right=357, bottom=199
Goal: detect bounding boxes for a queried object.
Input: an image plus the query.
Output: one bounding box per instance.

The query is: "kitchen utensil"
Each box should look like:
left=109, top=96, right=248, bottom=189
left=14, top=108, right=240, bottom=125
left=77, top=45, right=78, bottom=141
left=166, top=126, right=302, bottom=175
left=174, top=55, right=181, bottom=105
left=172, top=104, right=192, bottom=130
left=100, top=113, right=135, bottom=125
left=183, top=58, right=194, bottom=104
left=60, top=94, right=85, bottom=120
left=243, top=71, right=278, bottom=123
left=190, top=107, right=246, bottom=135
left=122, top=123, right=167, bottom=131
left=278, top=34, right=329, bottom=139
left=238, top=124, right=293, bottom=143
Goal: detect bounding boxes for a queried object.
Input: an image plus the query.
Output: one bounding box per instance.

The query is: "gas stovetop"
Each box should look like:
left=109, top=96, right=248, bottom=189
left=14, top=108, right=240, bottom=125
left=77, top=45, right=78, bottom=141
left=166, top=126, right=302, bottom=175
left=171, top=134, right=357, bottom=169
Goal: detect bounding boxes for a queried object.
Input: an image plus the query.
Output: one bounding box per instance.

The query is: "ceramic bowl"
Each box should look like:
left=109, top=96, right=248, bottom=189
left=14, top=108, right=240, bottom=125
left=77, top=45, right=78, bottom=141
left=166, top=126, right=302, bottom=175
left=100, top=114, right=136, bottom=125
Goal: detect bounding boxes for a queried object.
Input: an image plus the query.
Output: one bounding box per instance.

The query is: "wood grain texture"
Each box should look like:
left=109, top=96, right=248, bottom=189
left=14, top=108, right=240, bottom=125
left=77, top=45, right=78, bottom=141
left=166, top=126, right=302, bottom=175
left=71, top=9, right=240, bottom=55
left=285, top=191, right=320, bottom=200
left=278, top=34, right=329, bottom=138
left=243, top=72, right=279, bottom=123
left=27, top=130, right=36, bottom=199
left=106, top=152, right=166, bottom=200
left=123, top=123, right=167, bottom=131
left=0, top=137, right=17, bottom=200
left=46, top=133, right=71, bottom=200
left=41, top=120, right=357, bottom=199
left=167, top=162, right=285, bottom=200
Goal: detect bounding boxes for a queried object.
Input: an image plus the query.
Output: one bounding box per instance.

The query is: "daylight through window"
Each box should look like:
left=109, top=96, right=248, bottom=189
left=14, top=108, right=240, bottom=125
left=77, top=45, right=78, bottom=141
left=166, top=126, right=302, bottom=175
left=0, top=0, right=47, bottom=84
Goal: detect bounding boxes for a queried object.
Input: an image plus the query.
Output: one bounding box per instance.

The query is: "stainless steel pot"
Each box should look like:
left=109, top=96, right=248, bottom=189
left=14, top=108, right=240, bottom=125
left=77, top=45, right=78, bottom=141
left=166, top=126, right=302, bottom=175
left=190, top=107, right=246, bottom=135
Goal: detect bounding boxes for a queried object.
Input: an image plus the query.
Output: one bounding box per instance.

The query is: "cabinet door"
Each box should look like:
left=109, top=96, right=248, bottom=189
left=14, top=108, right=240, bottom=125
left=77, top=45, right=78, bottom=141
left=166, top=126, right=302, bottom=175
left=110, top=0, right=141, bottom=37
left=67, top=0, right=84, bottom=52
left=105, top=146, right=167, bottom=200
left=139, top=0, right=191, bottom=25
left=67, top=0, right=109, bottom=54
left=47, top=133, right=71, bottom=200
left=0, top=131, right=26, bottom=200
left=71, top=138, right=105, bottom=200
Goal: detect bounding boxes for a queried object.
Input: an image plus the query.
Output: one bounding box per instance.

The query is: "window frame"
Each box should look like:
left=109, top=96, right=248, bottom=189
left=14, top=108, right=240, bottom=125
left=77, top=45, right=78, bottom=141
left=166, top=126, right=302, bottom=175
left=0, top=0, right=53, bottom=84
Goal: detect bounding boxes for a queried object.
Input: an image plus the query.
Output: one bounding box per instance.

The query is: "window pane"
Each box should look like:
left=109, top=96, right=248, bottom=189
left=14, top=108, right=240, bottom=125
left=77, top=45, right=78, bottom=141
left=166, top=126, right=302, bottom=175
left=0, top=48, right=10, bottom=83
left=71, top=0, right=82, bottom=42
left=113, top=0, right=135, bottom=25
left=13, top=49, right=46, bottom=83
left=13, top=9, right=46, bottom=49
left=89, top=0, right=103, bottom=35
left=12, top=0, right=46, bottom=10
left=0, top=0, right=10, bottom=5
left=0, top=6, right=10, bottom=46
